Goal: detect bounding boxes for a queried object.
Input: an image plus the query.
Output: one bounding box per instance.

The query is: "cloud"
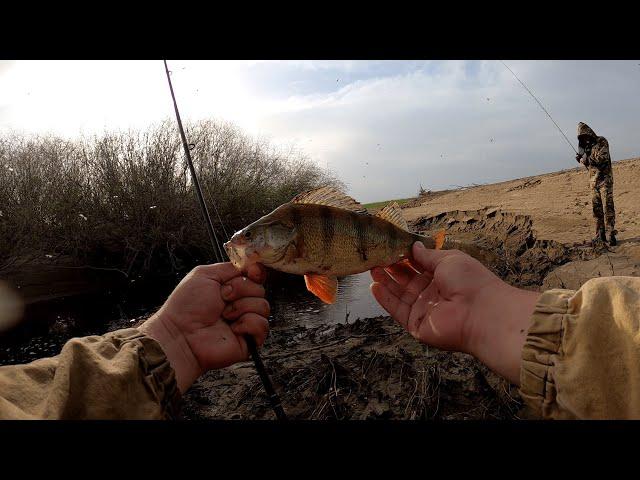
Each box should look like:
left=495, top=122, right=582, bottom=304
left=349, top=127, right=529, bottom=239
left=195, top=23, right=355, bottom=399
left=253, top=60, right=640, bottom=202
left=1, top=60, right=638, bottom=203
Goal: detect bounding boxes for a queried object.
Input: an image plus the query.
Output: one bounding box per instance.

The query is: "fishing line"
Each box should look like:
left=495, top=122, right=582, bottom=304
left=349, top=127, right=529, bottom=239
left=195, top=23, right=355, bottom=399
left=500, top=60, right=578, bottom=155
left=163, top=60, right=287, bottom=420
left=202, top=179, right=231, bottom=241
left=163, top=61, right=225, bottom=263
left=186, top=139, right=231, bottom=243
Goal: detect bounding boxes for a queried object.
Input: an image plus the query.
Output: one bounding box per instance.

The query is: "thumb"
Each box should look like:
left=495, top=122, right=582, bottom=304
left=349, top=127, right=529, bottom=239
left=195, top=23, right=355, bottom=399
left=411, top=241, right=460, bottom=274
left=194, top=262, right=242, bottom=284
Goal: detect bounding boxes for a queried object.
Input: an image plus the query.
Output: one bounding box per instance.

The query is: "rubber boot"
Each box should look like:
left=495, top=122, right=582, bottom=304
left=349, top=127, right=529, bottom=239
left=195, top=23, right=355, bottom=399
left=609, top=232, right=617, bottom=246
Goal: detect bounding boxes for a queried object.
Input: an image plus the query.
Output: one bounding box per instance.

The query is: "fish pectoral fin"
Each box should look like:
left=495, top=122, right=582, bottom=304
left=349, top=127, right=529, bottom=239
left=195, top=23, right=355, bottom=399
left=396, top=258, right=419, bottom=271
left=433, top=229, right=446, bottom=250
left=304, top=274, right=338, bottom=304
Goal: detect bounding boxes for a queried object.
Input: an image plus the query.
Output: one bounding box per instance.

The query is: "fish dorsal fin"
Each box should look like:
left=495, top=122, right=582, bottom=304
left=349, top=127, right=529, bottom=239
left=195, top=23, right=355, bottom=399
left=291, top=187, right=367, bottom=214
left=375, top=202, right=409, bottom=231
left=304, top=274, right=338, bottom=304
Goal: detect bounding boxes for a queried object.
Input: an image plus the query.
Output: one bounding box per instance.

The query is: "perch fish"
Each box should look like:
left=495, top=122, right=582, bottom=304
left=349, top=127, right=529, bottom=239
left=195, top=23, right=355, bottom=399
left=224, top=187, right=445, bottom=304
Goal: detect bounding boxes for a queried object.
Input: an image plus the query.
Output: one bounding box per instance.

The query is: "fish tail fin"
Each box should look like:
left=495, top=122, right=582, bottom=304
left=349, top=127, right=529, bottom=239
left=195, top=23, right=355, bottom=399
left=433, top=229, right=446, bottom=250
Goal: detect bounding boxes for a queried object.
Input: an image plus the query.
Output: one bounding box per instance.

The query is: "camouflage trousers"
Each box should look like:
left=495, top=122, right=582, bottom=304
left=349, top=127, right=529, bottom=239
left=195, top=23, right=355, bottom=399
left=590, top=176, right=616, bottom=235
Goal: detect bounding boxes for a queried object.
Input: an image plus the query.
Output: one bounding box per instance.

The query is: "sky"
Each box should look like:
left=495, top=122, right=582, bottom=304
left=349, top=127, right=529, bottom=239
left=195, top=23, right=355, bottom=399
left=1, top=60, right=638, bottom=203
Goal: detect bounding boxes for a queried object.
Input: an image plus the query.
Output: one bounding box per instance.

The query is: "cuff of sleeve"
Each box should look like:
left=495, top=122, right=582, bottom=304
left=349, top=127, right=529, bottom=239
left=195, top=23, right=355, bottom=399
left=519, top=288, right=575, bottom=419
left=103, top=328, right=182, bottom=419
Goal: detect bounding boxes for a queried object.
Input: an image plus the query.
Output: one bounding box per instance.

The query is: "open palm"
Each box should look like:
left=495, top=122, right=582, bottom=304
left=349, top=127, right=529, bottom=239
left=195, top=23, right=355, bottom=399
left=370, top=242, right=502, bottom=352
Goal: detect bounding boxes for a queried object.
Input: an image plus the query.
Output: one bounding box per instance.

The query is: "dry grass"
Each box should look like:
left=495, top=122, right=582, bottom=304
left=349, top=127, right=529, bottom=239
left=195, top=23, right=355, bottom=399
left=0, top=119, right=341, bottom=279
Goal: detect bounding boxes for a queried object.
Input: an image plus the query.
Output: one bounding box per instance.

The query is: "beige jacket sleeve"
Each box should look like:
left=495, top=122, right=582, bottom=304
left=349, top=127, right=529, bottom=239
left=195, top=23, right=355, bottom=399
left=0, top=328, right=181, bottom=419
left=520, top=276, right=640, bottom=419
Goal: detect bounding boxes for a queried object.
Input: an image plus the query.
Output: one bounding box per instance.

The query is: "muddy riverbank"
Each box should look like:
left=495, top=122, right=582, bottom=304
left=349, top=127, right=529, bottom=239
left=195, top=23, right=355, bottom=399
left=180, top=316, right=527, bottom=420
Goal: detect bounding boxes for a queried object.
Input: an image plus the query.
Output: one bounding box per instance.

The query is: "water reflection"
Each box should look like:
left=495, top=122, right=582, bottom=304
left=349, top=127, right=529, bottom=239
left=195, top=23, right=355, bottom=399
left=0, top=270, right=389, bottom=354
left=268, top=271, right=387, bottom=329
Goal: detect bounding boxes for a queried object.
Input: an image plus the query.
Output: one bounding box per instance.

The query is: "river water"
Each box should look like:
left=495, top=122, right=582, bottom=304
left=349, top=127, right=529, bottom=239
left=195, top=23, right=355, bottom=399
left=268, top=271, right=387, bottom=329
left=0, top=269, right=388, bottom=361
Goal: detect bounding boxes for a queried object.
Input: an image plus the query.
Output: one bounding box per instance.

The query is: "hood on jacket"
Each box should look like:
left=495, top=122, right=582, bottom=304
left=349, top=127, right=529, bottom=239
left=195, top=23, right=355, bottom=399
left=578, top=122, right=598, bottom=140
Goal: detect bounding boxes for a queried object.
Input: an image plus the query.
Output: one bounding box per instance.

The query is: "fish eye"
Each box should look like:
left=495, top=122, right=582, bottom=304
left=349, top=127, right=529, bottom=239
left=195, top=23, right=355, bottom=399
left=244, top=230, right=252, bottom=239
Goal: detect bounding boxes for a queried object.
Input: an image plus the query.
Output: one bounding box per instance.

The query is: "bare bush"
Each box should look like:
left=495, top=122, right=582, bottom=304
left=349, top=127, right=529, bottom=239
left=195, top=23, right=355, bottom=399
left=417, top=184, right=430, bottom=197
left=0, top=120, right=342, bottom=279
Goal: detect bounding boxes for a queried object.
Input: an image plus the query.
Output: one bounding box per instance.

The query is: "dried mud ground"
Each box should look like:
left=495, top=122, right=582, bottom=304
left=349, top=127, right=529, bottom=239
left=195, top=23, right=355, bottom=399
left=181, top=317, right=525, bottom=420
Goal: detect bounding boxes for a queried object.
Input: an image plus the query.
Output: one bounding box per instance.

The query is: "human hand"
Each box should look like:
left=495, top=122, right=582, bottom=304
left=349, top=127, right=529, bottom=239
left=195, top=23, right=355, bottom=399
left=370, top=242, right=539, bottom=384
left=140, top=263, right=270, bottom=393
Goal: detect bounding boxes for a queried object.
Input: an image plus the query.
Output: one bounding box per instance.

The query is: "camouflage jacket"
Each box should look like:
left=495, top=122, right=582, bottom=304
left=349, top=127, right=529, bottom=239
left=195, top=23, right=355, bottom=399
left=0, top=329, right=181, bottom=419
left=578, top=122, right=612, bottom=186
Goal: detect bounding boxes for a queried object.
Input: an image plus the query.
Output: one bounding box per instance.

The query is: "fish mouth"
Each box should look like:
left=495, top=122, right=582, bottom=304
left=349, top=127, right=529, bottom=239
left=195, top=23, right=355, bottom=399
left=224, top=241, right=243, bottom=265
left=224, top=240, right=240, bottom=266
left=224, top=239, right=260, bottom=270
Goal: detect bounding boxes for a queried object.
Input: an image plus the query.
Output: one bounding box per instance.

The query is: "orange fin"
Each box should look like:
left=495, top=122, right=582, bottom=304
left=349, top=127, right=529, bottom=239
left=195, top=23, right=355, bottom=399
left=433, top=229, right=446, bottom=250
left=393, top=258, right=419, bottom=273
left=304, top=274, right=338, bottom=304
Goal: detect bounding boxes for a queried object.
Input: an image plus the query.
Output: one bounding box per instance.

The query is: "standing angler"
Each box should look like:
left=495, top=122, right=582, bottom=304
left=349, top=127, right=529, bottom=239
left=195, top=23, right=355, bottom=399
left=224, top=187, right=445, bottom=304
left=576, top=122, right=617, bottom=246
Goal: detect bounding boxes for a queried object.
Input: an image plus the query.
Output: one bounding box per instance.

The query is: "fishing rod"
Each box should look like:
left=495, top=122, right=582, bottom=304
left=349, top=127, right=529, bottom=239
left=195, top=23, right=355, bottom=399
left=500, top=60, right=579, bottom=156
left=163, top=60, right=287, bottom=421
left=163, top=61, right=225, bottom=262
